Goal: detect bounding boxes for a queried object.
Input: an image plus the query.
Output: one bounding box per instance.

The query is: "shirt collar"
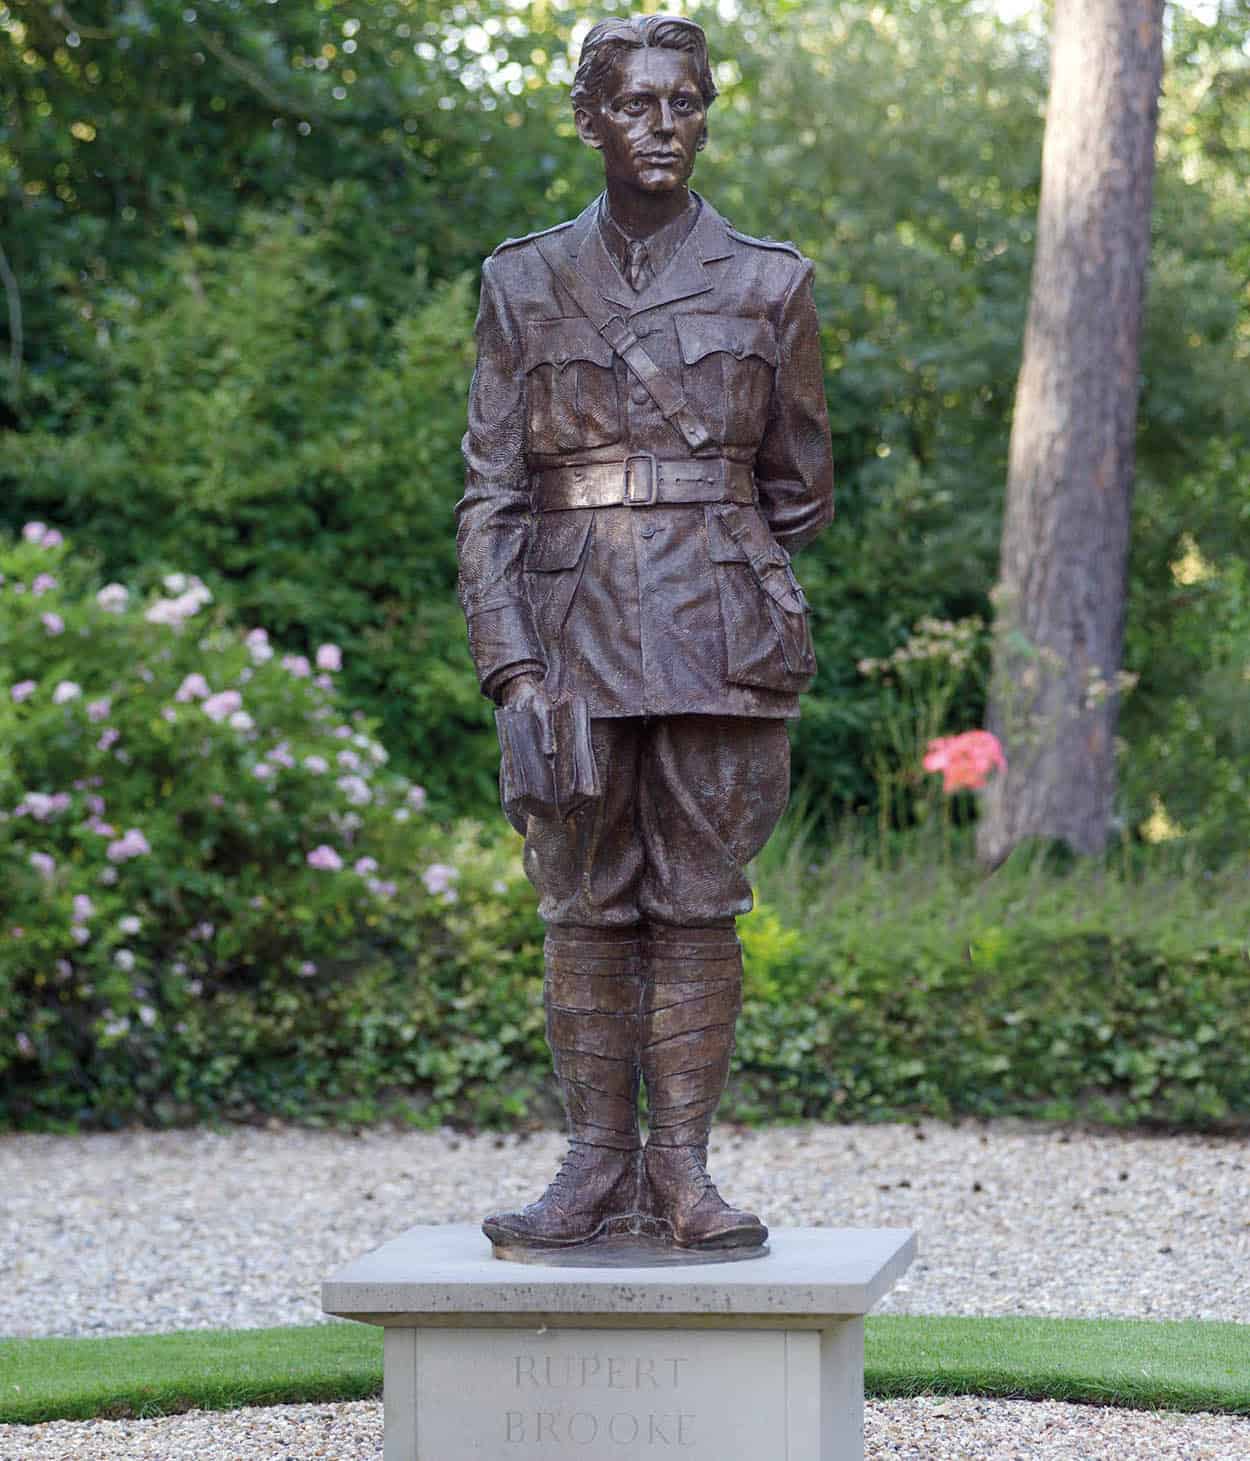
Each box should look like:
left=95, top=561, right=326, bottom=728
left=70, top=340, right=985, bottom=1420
left=597, top=193, right=702, bottom=285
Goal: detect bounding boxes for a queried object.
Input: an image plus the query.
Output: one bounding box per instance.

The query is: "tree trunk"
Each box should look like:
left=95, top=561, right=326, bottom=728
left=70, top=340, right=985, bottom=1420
left=977, top=0, right=1164, bottom=867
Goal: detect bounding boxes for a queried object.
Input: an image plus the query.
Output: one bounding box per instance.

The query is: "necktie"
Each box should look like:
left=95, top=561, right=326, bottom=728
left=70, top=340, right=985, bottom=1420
left=624, top=239, right=652, bottom=293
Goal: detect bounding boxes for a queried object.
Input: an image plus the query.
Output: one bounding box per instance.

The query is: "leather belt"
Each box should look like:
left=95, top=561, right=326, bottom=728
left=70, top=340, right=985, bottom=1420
left=533, top=455, right=755, bottom=511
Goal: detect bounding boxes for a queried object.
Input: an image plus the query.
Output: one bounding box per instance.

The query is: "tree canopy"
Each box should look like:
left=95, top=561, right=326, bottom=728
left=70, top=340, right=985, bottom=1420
left=3, top=0, right=1248, bottom=850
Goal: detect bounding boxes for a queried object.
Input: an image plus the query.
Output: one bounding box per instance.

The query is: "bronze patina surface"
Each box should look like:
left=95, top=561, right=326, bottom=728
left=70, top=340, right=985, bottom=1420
left=456, top=14, right=834, bottom=1263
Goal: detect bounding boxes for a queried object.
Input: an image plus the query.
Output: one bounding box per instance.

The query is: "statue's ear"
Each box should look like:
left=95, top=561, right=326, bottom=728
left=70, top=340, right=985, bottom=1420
left=574, top=106, right=604, bottom=151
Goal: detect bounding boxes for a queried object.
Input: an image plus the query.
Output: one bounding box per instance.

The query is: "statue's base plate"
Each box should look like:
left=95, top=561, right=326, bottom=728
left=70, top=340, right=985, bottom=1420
left=488, top=1211, right=770, bottom=1267
left=492, top=1227, right=770, bottom=1267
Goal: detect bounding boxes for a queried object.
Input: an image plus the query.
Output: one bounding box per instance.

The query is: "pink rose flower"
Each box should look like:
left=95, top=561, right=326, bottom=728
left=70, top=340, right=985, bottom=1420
left=316, top=643, right=342, bottom=672
left=22, top=522, right=47, bottom=544
left=922, top=730, right=1007, bottom=794
left=307, top=845, right=343, bottom=871
left=282, top=654, right=312, bottom=678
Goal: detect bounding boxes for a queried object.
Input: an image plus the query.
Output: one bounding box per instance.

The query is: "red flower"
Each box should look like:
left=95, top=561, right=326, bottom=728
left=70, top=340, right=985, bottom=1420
left=922, top=730, right=1007, bottom=794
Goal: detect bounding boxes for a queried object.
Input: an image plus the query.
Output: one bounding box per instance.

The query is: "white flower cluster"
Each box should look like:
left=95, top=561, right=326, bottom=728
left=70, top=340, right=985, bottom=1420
left=144, top=575, right=213, bottom=628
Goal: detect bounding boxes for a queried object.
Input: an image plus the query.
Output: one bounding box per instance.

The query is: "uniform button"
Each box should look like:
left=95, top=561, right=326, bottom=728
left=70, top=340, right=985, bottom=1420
left=630, top=384, right=650, bottom=405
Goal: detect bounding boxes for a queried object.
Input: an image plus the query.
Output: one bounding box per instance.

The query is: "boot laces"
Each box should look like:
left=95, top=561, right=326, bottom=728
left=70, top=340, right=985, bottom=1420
left=538, top=1144, right=596, bottom=1205
left=681, top=1147, right=718, bottom=1203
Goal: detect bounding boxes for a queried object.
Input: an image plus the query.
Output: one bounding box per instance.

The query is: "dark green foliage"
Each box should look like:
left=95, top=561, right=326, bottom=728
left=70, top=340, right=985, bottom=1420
left=6, top=1, right=1249, bottom=838
left=3, top=0, right=1250, bottom=1137
left=6, top=212, right=499, bottom=811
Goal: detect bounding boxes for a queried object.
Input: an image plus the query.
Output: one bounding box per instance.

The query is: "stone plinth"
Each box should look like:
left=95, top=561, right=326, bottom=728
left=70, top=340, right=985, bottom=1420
left=322, top=1223, right=915, bottom=1461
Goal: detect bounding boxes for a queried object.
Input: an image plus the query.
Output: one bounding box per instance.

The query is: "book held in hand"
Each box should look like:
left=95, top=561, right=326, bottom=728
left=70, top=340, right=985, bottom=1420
left=495, top=693, right=601, bottom=825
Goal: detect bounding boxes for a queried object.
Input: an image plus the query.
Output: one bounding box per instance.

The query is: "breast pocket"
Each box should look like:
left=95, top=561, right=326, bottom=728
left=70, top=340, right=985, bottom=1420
left=704, top=503, right=816, bottom=693
left=524, top=319, right=622, bottom=453
left=675, top=314, right=778, bottom=447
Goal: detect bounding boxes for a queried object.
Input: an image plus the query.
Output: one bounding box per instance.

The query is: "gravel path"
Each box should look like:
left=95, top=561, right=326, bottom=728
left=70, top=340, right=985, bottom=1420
left=4, top=1119, right=1248, bottom=1338
left=5, top=1121, right=1249, bottom=1458
left=3, top=1397, right=1249, bottom=1460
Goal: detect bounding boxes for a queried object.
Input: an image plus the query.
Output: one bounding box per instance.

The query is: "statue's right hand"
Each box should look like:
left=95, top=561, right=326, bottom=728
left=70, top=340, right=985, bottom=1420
left=501, top=673, right=551, bottom=713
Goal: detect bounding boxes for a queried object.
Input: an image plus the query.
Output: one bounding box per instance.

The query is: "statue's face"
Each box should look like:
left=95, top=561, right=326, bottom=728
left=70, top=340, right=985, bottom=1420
left=576, top=46, right=707, bottom=194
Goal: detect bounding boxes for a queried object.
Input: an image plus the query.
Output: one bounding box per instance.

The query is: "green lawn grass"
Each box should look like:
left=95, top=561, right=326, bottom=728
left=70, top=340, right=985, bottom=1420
left=2, top=1315, right=1247, bottom=1425
left=865, top=1314, right=1250, bottom=1414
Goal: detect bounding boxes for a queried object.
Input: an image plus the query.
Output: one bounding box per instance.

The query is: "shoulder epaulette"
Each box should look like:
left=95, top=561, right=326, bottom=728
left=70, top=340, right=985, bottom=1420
left=491, top=219, right=576, bottom=257
left=726, top=227, right=802, bottom=259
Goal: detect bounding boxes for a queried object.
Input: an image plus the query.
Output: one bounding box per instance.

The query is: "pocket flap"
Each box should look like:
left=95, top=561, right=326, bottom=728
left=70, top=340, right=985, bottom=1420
left=676, top=314, right=779, bottom=368
left=524, top=318, right=615, bottom=374
left=525, top=512, right=594, bottom=572
left=705, top=504, right=787, bottom=566
left=704, top=505, right=749, bottom=563
left=705, top=505, right=803, bottom=610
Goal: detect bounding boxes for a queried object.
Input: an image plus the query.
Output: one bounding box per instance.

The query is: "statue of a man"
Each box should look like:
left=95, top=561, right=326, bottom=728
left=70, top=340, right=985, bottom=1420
left=457, top=14, right=833, bottom=1253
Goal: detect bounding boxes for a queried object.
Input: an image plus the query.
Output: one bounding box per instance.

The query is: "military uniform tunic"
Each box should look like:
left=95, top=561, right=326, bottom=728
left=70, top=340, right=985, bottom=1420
left=457, top=192, right=834, bottom=927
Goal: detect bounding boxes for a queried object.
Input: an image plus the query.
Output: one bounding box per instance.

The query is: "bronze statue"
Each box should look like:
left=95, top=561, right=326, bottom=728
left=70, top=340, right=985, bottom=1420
left=457, top=14, right=833, bottom=1257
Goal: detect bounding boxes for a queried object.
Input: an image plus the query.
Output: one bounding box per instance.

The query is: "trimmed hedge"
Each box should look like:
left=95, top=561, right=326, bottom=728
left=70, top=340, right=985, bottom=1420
left=733, top=924, right=1250, bottom=1128
left=7, top=879, right=1247, bottom=1129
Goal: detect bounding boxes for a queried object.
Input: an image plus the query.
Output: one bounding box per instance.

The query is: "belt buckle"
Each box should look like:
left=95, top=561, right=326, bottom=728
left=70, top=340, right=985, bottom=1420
left=624, top=453, right=658, bottom=506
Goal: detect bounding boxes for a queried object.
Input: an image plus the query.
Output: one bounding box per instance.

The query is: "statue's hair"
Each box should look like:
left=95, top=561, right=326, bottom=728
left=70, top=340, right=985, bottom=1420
left=571, top=15, right=717, bottom=112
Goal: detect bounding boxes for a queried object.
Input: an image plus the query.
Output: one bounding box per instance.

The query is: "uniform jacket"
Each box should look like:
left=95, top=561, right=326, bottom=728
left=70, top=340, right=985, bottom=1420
left=457, top=192, right=834, bottom=719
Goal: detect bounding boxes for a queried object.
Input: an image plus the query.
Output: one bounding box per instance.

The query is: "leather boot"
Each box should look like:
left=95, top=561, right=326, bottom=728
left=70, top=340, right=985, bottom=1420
left=640, top=924, right=767, bottom=1250
left=483, top=926, right=643, bottom=1248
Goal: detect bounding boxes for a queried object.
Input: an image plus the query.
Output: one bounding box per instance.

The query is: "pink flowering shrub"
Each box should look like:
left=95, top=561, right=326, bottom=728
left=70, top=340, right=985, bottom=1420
left=0, top=526, right=541, bottom=1125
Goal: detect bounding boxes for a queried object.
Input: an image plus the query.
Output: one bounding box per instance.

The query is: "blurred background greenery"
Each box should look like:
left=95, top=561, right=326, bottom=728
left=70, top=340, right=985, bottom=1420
left=2, top=1, right=1249, bottom=1127
left=4, top=0, right=1247, bottom=849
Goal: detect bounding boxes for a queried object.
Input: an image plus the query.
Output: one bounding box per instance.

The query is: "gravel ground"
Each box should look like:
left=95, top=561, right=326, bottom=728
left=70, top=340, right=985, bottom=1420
left=5, top=1120, right=1249, bottom=1459
left=2, top=1397, right=1249, bottom=1460
left=3, top=1119, right=1248, bottom=1338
